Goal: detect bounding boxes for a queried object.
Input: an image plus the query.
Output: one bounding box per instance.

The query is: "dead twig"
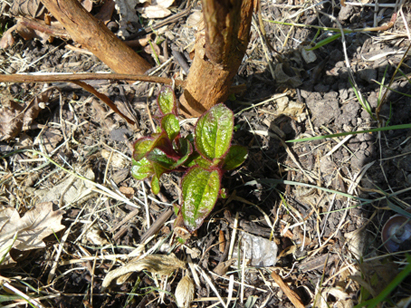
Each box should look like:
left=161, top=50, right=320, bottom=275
left=271, top=271, right=305, bottom=308
left=0, top=73, right=186, bottom=87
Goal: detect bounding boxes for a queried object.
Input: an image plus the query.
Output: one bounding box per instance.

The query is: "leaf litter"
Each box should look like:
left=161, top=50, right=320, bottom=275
left=0, top=0, right=411, bottom=307
left=0, top=202, right=65, bottom=267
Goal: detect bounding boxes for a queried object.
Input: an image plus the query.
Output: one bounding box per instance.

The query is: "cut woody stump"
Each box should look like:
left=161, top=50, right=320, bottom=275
left=179, top=0, right=255, bottom=117
left=38, top=0, right=254, bottom=118
left=40, top=0, right=151, bottom=75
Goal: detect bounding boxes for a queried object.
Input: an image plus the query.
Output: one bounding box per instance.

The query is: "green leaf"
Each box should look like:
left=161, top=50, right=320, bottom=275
left=157, top=86, right=177, bottom=115
left=181, top=166, right=221, bottom=232
left=195, top=103, right=234, bottom=161
left=151, top=175, right=160, bottom=195
left=172, top=138, right=193, bottom=168
left=184, top=152, right=200, bottom=168
left=222, top=145, right=248, bottom=170
left=152, top=132, right=173, bottom=154
left=133, top=137, right=155, bottom=161
left=194, top=156, right=213, bottom=169
left=131, top=157, right=154, bottom=180
left=161, top=113, right=180, bottom=141
left=146, top=148, right=177, bottom=170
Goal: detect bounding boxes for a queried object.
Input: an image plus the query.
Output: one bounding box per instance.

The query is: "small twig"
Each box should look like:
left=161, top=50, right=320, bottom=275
left=142, top=181, right=151, bottom=229
left=228, top=211, right=239, bottom=259
left=0, top=73, right=186, bottom=87
left=172, top=48, right=190, bottom=74
left=18, top=16, right=70, bottom=39
left=271, top=271, right=305, bottom=308
left=125, top=5, right=192, bottom=40
left=72, top=80, right=136, bottom=125
left=140, top=211, right=173, bottom=247
left=195, top=265, right=228, bottom=308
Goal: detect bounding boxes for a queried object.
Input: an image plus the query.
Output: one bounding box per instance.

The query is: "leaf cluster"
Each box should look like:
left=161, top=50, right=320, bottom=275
left=131, top=87, right=247, bottom=232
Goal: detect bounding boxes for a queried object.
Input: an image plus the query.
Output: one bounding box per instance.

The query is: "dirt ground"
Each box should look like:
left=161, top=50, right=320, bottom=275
left=1, top=0, right=411, bottom=307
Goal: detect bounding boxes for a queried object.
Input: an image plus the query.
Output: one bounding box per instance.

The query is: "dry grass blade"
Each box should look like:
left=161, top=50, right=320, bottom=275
left=195, top=265, right=228, bottom=308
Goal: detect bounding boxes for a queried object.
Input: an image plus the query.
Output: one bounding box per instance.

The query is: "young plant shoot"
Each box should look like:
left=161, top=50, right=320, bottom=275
left=131, top=87, right=247, bottom=232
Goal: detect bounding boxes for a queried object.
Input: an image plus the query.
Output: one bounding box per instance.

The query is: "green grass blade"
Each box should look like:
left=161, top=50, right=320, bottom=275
left=306, top=33, right=342, bottom=51
left=286, top=124, right=411, bottom=143
left=349, top=78, right=376, bottom=120
left=354, top=254, right=411, bottom=308
left=373, top=79, right=411, bottom=98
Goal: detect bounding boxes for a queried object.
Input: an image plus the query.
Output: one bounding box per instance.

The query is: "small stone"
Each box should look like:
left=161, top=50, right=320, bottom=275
left=276, top=96, right=289, bottom=112
left=323, top=91, right=338, bottom=100
left=339, top=88, right=349, bottom=100
left=306, top=99, right=340, bottom=127
left=339, top=5, right=355, bottom=21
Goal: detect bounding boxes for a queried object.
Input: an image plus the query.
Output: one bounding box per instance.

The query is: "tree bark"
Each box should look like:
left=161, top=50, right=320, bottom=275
left=179, top=0, right=255, bottom=117
left=40, top=0, right=151, bottom=75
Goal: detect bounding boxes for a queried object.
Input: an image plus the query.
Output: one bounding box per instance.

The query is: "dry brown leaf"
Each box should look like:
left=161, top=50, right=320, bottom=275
left=137, top=0, right=174, bottom=19
left=94, top=0, right=115, bottom=23
left=114, top=0, right=141, bottom=38
left=0, top=100, right=25, bottom=141
left=314, top=287, right=352, bottom=308
left=34, top=128, right=63, bottom=153
left=213, top=258, right=235, bottom=276
left=0, top=25, right=17, bottom=49
left=80, top=0, right=93, bottom=12
left=0, top=202, right=65, bottom=267
left=119, top=186, right=134, bottom=198
left=186, top=11, right=202, bottom=29
left=0, top=91, right=50, bottom=141
left=11, top=0, right=45, bottom=18
left=175, top=275, right=195, bottom=308
left=101, top=149, right=129, bottom=168
left=36, top=167, right=95, bottom=204
left=15, top=19, right=51, bottom=44
left=102, top=253, right=185, bottom=289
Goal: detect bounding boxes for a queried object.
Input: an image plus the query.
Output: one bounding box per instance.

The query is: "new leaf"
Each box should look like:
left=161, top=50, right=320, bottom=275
left=181, top=166, right=221, bottom=232
left=195, top=104, right=234, bottom=162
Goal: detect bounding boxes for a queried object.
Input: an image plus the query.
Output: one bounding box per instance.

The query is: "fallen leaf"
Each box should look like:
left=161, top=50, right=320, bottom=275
left=94, top=0, right=115, bottom=24
left=34, top=128, right=63, bottom=153
left=213, top=258, right=235, bottom=276
left=11, top=0, right=45, bottom=18
left=0, top=91, right=46, bottom=141
left=80, top=0, right=93, bottom=12
left=137, top=0, right=174, bottom=19
left=186, top=11, right=202, bottom=29
left=101, top=149, right=129, bottom=168
left=36, top=167, right=95, bottom=204
left=114, top=0, right=141, bottom=38
left=0, top=202, right=65, bottom=267
left=0, top=25, right=17, bottom=49
left=119, top=186, right=134, bottom=198
left=0, top=100, right=25, bottom=141
left=175, top=275, right=195, bottom=308
left=102, top=253, right=185, bottom=289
